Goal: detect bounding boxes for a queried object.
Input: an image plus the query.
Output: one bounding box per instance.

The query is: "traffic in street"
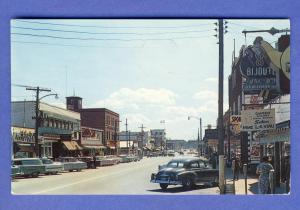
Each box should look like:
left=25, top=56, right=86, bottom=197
left=12, top=155, right=219, bottom=195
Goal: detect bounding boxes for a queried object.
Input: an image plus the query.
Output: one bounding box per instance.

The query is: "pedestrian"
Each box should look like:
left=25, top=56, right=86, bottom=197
left=256, top=156, right=274, bottom=194
left=232, top=156, right=240, bottom=180
left=93, top=155, right=97, bottom=169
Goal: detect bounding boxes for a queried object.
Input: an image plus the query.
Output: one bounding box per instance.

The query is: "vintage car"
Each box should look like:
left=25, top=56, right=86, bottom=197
left=95, top=156, right=116, bottom=166
left=12, top=158, right=46, bottom=178
left=105, top=155, right=122, bottom=164
left=11, top=165, right=21, bottom=178
left=151, top=157, right=219, bottom=190
left=40, top=158, right=64, bottom=175
left=56, top=157, right=87, bottom=172
left=118, top=155, right=131, bottom=163
left=76, top=157, right=96, bottom=169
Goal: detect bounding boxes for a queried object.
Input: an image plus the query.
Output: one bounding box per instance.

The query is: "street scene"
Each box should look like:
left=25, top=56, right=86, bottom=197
left=11, top=19, right=290, bottom=195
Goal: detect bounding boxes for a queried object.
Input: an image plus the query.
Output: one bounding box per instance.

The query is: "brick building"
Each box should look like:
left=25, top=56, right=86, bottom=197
left=66, top=96, right=120, bottom=155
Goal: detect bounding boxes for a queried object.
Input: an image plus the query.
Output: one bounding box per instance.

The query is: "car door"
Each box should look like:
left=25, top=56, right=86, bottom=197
left=198, top=160, right=211, bottom=182
left=200, top=160, right=218, bottom=182
left=188, top=161, right=202, bottom=183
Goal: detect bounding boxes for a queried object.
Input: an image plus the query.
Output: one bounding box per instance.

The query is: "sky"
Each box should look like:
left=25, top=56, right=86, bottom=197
left=11, top=19, right=290, bottom=140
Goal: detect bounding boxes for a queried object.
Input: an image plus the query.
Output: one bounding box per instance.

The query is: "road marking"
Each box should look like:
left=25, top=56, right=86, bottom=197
left=29, top=159, right=165, bottom=194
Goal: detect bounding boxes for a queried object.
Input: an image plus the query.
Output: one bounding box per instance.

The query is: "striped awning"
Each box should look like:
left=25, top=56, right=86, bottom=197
left=62, top=141, right=83, bottom=151
left=83, top=145, right=106, bottom=149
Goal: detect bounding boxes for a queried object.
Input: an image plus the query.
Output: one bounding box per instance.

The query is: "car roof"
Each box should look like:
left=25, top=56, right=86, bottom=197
left=13, top=158, right=40, bottom=161
left=170, top=157, right=207, bottom=162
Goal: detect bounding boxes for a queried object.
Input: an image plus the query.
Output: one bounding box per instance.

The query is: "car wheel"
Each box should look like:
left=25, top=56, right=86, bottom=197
left=182, top=177, right=194, bottom=190
left=77, top=169, right=82, bottom=172
left=160, top=183, right=168, bottom=190
left=32, top=172, right=39, bottom=178
left=69, top=170, right=73, bottom=172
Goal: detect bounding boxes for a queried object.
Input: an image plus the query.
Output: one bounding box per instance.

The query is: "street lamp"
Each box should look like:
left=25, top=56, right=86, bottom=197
left=188, top=116, right=202, bottom=157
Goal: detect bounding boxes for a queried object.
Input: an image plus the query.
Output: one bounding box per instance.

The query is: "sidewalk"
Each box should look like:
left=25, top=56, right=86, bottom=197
left=225, top=167, right=288, bottom=195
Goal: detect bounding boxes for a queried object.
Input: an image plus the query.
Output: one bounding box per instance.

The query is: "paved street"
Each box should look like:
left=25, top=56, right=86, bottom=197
left=12, top=156, right=219, bottom=195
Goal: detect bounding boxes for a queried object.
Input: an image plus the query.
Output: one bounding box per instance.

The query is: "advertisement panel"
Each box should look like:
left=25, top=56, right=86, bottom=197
left=230, top=115, right=241, bottom=135
left=241, top=109, right=275, bottom=131
left=240, top=41, right=280, bottom=93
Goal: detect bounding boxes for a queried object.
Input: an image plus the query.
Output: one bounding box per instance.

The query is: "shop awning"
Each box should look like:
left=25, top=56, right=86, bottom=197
left=83, top=145, right=106, bottom=149
left=63, top=141, right=83, bottom=151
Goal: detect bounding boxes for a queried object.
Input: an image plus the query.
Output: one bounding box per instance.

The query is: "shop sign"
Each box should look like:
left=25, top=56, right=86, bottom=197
left=241, top=109, right=275, bottom=131
left=204, top=129, right=218, bottom=140
left=260, top=129, right=290, bottom=144
left=230, top=115, right=241, bottom=135
left=245, top=95, right=263, bottom=104
left=240, top=44, right=280, bottom=93
left=12, top=127, right=35, bottom=143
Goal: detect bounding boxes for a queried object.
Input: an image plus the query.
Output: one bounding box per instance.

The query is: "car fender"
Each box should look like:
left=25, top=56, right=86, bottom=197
left=177, top=171, right=197, bottom=181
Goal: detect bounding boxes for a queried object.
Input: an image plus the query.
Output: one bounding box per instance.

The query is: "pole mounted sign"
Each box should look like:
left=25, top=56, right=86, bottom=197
left=240, top=38, right=280, bottom=93
left=241, top=109, right=275, bottom=131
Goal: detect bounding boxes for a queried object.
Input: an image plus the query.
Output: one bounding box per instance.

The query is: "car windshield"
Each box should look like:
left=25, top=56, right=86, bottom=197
left=42, top=159, right=53, bottom=164
left=22, top=159, right=42, bottom=165
left=166, top=161, right=185, bottom=168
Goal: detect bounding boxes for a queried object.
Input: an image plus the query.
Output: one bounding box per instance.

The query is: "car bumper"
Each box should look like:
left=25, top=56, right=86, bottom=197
left=150, top=179, right=181, bottom=185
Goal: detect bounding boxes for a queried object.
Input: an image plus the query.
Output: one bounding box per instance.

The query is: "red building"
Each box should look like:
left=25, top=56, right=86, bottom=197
left=66, top=96, right=120, bottom=155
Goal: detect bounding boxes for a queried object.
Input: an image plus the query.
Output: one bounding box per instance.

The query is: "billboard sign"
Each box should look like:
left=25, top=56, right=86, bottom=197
left=241, top=109, right=275, bottom=131
left=230, top=115, right=241, bottom=135
left=240, top=42, right=280, bottom=93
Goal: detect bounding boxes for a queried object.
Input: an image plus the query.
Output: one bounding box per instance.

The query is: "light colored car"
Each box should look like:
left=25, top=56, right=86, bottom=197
left=11, top=165, right=21, bottom=178
left=12, top=158, right=46, bottom=178
left=41, top=158, right=64, bottom=175
left=56, top=157, right=87, bottom=172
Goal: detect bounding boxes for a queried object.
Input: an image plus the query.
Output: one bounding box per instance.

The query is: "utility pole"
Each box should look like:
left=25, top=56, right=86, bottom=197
left=138, top=124, right=146, bottom=157
left=125, top=118, right=129, bottom=155
left=197, top=128, right=200, bottom=157
left=26, top=86, right=51, bottom=157
left=200, top=118, right=202, bottom=156
left=217, top=18, right=225, bottom=194
left=114, top=119, right=121, bottom=156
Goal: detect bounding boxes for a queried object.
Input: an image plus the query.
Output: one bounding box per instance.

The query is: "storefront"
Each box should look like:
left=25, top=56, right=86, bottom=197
left=80, top=126, right=105, bottom=156
left=11, top=127, right=35, bottom=158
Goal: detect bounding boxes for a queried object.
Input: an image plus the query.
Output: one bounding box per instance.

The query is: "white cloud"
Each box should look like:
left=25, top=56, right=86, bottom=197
left=193, top=90, right=218, bottom=100
left=204, top=77, right=218, bottom=83
left=93, top=87, right=177, bottom=109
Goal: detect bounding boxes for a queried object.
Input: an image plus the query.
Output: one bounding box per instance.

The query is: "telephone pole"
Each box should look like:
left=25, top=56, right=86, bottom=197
left=138, top=124, right=146, bottom=157
left=217, top=18, right=225, bottom=194
left=125, top=118, right=129, bottom=155
left=26, top=86, right=51, bottom=157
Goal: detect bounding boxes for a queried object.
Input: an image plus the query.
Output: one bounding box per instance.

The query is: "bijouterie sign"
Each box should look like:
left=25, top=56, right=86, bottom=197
left=240, top=41, right=280, bottom=93
left=241, top=109, right=275, bottom=131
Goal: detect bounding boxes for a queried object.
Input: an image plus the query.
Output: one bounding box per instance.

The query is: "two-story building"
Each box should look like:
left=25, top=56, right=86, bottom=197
left=66, top=96, right=120, bottom=155
left=11, top=101, right=81, bottom=158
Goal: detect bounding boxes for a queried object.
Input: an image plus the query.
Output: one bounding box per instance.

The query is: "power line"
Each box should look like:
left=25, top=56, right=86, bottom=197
left=11, top=32, right=215, bottom=42
left=14, top=19, right=215, bottom=29
left=226, top=21, right=263, bottom=30
left=12, top=40, right=145, bottom=48
left=12, top=26, right=215, bottom=36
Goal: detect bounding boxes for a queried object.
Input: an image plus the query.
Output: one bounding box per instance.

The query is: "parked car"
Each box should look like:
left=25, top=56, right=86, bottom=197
left=95, top=156, right=116, bottom=166
left=105, top=155, right=122, bottom=164
left=118, top=155, right=130, bottom=163
left=56, top=157, right=87, bottom=172
left=76, top=157, right=96, bottom=169
left=151, top=157, right=219, bottom=190
left=40, top=158, right=64, bottom=175
left=12, top=158, right=46, bottom=178
left=11, top=165, right=21, bottom=178
left=167, top=150, right=175, bottom=157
